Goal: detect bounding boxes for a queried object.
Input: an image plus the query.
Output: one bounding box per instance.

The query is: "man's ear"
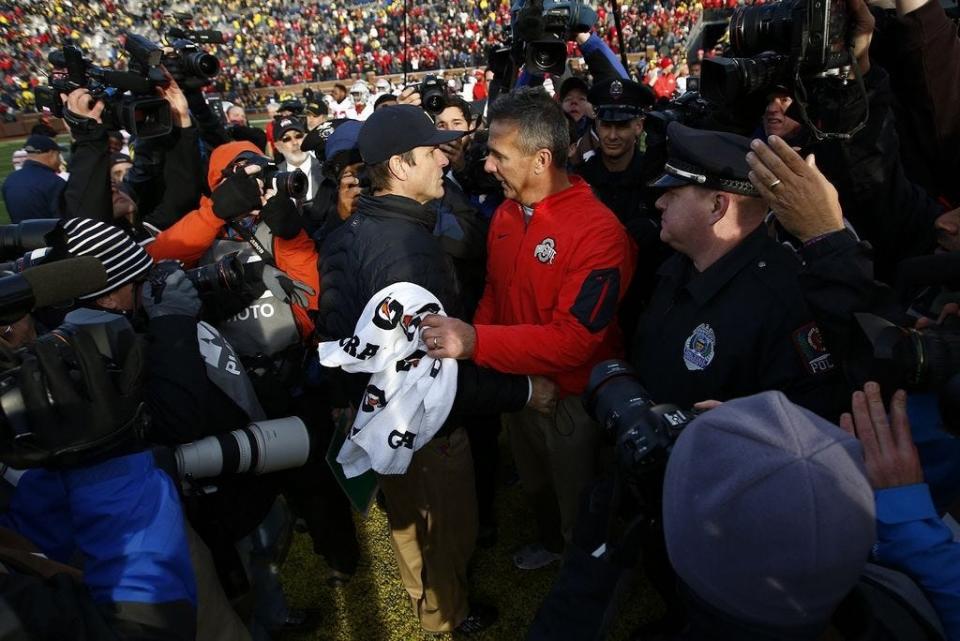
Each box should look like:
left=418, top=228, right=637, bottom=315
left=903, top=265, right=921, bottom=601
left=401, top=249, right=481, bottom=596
left=708, top=192, right=730, bottom=225
left=387, top=154, right=407, bottom=182
left=534, top=148, right=553, bottom=175
left=95, top=291, right=121, bottom=310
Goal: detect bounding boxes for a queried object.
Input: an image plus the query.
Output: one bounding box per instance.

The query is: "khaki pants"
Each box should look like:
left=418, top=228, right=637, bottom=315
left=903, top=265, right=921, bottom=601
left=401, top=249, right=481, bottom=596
left=378, top=427, right=478, bottom=633
left=185, top=522, right=252, bottom=641
left=505, top=395, right=600, bottom=552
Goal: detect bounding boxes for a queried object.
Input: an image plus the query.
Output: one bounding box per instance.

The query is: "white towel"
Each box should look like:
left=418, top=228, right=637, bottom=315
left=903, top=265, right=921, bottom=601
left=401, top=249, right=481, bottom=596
left=317, top=283, right=458, bottom=477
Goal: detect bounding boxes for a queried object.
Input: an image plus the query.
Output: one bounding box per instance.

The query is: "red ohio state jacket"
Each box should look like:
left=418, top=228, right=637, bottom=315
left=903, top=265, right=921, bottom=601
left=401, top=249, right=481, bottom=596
left=473, top=176, right=637, bottom=397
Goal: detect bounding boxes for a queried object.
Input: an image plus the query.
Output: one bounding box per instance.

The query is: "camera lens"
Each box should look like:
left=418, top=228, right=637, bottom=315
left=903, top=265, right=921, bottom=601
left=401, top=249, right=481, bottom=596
left=182, top=52, right=220, bottom=79
left=729, top=1, right=799, bottom=57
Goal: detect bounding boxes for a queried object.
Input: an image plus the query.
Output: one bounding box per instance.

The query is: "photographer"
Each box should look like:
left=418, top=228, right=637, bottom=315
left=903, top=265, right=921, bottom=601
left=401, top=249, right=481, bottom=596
left=0, top=316, right=198, bottom=640
left=59, top=76, right=204, bottom=235
left=304, top=119, right=364, bottom=243
left=274, top=117, right=323, bottom=203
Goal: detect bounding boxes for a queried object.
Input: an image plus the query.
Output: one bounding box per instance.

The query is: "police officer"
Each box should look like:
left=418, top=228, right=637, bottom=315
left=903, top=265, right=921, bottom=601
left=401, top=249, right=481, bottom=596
left=631, top=122, right=848, bottom=422
left=577, top=78, right=657, bottom=240
left=578, top=78, right=663, bottom=329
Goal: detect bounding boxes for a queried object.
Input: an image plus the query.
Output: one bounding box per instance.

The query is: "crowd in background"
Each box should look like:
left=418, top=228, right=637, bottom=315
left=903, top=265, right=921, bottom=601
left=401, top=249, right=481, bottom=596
left=0, top=0, right=709, bottom=116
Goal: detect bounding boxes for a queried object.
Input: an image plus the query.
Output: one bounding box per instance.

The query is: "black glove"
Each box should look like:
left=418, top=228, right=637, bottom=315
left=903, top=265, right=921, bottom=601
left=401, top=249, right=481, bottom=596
left=1, top=329, right=145, bottom=468
left=212, top=173, right=262, bottom=220
left=260, top=193, right=303, bottom=240
left=246, top=262, right=315, bottom=308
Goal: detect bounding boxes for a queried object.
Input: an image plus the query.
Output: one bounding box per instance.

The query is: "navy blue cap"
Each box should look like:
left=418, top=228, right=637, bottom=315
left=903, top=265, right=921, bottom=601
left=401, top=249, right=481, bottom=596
left=325, top=120, right=362, bottom=161
left=651, top=122, right=759, bottom=196
left=23, top=134, right=66, bottom=153
left=358, top=105, right=463, bottom=165
left=588, top=78, right=654, bottom=121
left=275, top=117, right=306, bottom=140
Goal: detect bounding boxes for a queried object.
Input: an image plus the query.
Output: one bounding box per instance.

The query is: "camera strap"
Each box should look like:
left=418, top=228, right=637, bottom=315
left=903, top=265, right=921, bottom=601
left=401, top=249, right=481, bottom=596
left=227, top=221, right=277, bottom=268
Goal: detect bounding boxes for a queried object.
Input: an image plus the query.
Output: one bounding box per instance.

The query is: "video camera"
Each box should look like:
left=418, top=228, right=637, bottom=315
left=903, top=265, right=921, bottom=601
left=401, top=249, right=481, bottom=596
left=35, top=44, right=173, bottom=140
left=700, top=0, right=868, bottom=140
left=124, top=29, right=222, bottom=93
left=509, top=0, right=597, bottom=76
left=0, top=220, right=61, bottom=262
left=585, top=360, right=698, bottom=491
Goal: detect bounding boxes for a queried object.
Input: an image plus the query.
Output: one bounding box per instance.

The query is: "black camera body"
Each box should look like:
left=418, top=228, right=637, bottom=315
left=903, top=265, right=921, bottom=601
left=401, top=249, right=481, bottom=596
left=35, top=44, right=172, bottom=139
left=418, top=75, right=447, bottom=114
left=585, top=360, right=697, bottom=484
left=243, top=155, right=309, bottom=201
left=702, top=0, right=850, bottom=106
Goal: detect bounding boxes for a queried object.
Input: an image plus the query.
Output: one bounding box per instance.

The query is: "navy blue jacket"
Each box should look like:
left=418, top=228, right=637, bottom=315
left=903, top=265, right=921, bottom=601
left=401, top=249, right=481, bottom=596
left=1, top=159, right=65, bottom=222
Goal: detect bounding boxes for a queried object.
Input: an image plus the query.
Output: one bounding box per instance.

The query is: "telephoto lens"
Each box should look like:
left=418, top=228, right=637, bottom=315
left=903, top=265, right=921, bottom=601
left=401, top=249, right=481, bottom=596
left=174, top=416, right=312, bottom=479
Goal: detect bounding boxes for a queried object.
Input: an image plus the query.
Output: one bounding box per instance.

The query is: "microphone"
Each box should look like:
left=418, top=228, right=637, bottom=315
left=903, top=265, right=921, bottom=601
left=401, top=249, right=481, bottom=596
left=0, top=257, right=109, bottom=324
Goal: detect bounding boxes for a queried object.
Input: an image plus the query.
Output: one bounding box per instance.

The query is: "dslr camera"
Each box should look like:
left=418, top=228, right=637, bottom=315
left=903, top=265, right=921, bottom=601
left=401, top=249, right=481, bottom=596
left=227, top=152, right=309, bottom=201
left=585, top=360, right=698, bottom=488
left=35, top=44, right=172, bottom=139
left=418, top=75, right=447, bottom=115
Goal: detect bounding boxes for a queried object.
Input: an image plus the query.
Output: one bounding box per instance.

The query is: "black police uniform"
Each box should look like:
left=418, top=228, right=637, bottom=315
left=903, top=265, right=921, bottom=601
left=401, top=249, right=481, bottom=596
left=630, top=123, right=848, bottom=421
left=577, top=78, right=659, bottom=242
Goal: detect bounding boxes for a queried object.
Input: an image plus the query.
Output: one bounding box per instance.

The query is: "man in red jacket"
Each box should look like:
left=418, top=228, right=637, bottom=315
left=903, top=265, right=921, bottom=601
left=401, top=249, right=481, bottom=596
left=422, top=88, right=636, bottom=569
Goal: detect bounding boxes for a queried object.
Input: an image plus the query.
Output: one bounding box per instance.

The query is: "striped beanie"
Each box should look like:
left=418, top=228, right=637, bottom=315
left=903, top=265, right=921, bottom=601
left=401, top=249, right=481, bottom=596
left=60, top=218, right=154, bottom=299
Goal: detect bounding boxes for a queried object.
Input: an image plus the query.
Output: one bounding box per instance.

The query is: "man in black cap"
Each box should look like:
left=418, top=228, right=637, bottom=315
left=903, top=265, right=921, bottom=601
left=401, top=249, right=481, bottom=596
left=317, top=104, right=538, bottom=635
left=631, top=122, right=847, bottom=421
left=558, top=76, right=597, bottom=167
left=1, top=134, right=66, bottom=222
left=303, top=100, right=329, bottom=132
left=275, top=116, right=323, bottom=202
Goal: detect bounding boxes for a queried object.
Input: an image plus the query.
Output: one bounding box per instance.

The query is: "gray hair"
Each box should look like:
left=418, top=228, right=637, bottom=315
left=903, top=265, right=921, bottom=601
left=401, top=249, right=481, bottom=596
left=488, top=87, right=570, bottom=168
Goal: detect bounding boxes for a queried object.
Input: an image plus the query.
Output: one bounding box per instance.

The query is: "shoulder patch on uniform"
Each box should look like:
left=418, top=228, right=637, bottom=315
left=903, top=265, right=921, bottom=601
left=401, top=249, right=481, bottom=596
left=683, top=323, right=716, bottom=371
left=791, top=322, right=835, bottom=375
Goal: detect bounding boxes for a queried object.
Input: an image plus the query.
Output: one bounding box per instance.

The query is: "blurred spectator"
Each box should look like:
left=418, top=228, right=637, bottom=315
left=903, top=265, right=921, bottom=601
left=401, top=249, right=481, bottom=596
left=1, top=134, right=65, bottom=222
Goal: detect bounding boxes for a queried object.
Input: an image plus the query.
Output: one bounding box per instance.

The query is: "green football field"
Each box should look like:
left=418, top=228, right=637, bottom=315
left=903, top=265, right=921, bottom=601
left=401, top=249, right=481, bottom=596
left=0, top=133, right=659, bottom=641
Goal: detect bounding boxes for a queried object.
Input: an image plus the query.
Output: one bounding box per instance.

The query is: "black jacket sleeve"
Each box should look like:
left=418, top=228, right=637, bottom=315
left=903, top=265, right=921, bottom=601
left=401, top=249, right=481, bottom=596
left=450, top=362, right=529, bottom=418
left=140, top=126, right=204, bottom=230
left=61, top=123, right=112, bottom=223
left=884, top=0, right=960, bottom=205
left=815, top=64, right=942, bottom=281
left=797, top=230, right=910, bottom=389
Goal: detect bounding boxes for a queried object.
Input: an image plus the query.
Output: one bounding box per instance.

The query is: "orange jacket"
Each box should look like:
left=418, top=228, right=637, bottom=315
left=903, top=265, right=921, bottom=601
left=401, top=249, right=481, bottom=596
left=145, top=141, right=319, bottom=338
left=473, top=176, right=636, bottom=397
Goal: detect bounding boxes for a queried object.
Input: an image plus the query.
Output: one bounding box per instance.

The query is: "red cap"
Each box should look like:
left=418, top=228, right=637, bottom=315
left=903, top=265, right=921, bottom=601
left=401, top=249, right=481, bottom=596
left=660, top=57, right=673, bottom=69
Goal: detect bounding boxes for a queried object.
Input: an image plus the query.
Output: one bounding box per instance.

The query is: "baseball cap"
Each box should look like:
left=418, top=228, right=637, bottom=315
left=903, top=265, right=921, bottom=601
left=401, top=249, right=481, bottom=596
left=325, top=120, right=363, bottom=161
left=275, top=117, right=306, bottom=140
left=110, top=152, right=133, bottom=167
left=358, top=105, right=464, bottom=165
left=304, top=101, right=328, bottom=116
left=23, top=134, right=66, bottom=153
left=558, top=76, right=590, bottom=101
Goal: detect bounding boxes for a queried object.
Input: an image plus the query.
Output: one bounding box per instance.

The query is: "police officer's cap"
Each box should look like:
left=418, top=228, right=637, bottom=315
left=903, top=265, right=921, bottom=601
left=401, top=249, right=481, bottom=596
left=588, top=78, right=654, bottom=122
left=651, top=122, right=759, bottom=197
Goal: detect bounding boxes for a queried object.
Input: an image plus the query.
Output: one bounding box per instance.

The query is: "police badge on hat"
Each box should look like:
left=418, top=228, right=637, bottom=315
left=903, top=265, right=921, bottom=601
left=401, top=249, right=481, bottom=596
left=683, top=323, right=716, bottom=371
left=610, top=80, right=623, bottom=100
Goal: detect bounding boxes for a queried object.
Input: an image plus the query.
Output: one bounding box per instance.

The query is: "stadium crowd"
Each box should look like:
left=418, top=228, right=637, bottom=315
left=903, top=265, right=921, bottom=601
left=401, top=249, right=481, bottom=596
left=3, top=0, right=960, bottom=639
left=0, top=0, right=704, bottom=114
